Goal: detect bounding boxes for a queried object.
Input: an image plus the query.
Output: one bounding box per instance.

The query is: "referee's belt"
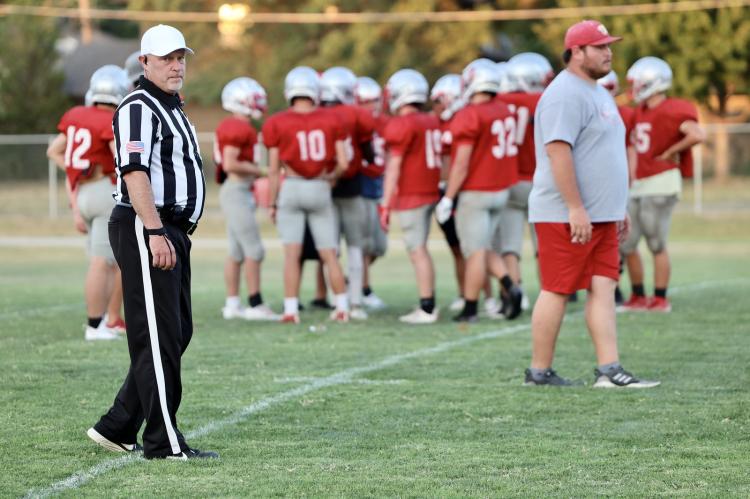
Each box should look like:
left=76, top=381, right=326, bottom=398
left=157, top=206, right=198, bottom=235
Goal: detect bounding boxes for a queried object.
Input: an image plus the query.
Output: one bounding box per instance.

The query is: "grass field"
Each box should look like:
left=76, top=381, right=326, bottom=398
left=1, top=182, right=750, bottom=497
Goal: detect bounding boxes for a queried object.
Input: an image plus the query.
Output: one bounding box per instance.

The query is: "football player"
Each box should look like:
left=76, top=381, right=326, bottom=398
left=215, top=77, right=279, bottom=321
left=319, top=67, right=376, bottom=320
left=355, top=76, right=389, bottom=311
left=620, top=57, right=705, bottom=312
left=262, top=66, right=351, bottom=323
left=598, top=69, right=636, bottom=306
left=46, top=65, right=129, bottom=340
left=436, top=59, right=523, bottom=322
left=124, top=50, right=144, bottom=90
left=380, top=69, right=442, bottom=323
left=493, top=53, right=553, bottom=314
left=430, top=73, right=467, bottom=313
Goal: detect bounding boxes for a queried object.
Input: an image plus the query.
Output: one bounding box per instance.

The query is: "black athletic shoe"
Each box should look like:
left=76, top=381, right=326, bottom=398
left=502, top=286, right=523, bottom=320
left=593, top=366, right=660, bottom=388
left=309, top=298, right=334, bottom=310
left=524, top=368, right=574, bottom=386
left=87, top=427, right=143, bottom=453
left=160, top=448, right=220, bottom=460
left=452, top=311, right=478, bottom=323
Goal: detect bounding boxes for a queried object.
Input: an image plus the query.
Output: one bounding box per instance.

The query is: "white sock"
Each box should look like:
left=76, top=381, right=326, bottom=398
left=335, top=293, right=349, bottom=312
left=347, top=246, right=363, bottom=306
left=283, top=297, right=299, bottom=315
left=225, top=296, right=241, bottom=309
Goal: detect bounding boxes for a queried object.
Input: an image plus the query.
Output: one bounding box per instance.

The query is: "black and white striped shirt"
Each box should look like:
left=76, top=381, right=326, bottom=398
left=113, top=76, right=205, bottom=224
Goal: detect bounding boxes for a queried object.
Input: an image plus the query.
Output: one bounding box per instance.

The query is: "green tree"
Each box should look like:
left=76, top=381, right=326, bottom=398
left=533, top=0, right=750, bottom=115
left=0, top=14, right=71, bottom=133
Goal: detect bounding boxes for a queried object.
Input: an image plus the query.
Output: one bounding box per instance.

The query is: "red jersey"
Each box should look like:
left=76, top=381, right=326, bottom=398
left=383, top=112, right=442, bottom=210
left=361, top=113, right=388, bottom=179
left=496, top=92, right=541, bottom=181
left=618, top=105, right=635, bottom=147
left=56, top=105, right=115, bottom=189
left=439, top=116, right=454, bottom=159
left=450, top=100, right=519, bottom=191
left=323, top=104, right=376, bottom=179
left=213, top=117, right=258, bottom=184
left=630, top=97, right=699, bottom=179
left=262, top=108, right=344, bottom=179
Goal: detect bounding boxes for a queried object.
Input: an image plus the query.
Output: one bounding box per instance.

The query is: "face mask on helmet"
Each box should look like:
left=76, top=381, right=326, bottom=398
left=221, top=77, right=267, bottom=120
left=320, top=66, right=357, bottom=105
left=627, top=56, right=672, bottom=103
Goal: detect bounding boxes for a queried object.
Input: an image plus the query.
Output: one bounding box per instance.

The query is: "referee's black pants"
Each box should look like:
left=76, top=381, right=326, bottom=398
left=93, top=205, right=193, bottom=458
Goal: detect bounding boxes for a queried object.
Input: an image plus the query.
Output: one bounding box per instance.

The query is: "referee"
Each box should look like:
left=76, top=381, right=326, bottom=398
left=86, top=24, right=217, bottom=460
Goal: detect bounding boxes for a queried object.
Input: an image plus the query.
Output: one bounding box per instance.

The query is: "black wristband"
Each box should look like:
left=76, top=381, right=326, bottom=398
left=146, top=227, right=167, bottom=236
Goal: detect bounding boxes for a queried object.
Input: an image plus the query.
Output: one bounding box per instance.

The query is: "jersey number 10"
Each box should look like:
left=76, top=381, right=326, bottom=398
left=296, top=130, right=327, bottom=161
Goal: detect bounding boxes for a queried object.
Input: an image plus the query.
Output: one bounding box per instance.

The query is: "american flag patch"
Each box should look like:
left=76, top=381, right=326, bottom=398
left=126, top=141, right=145, bottom=154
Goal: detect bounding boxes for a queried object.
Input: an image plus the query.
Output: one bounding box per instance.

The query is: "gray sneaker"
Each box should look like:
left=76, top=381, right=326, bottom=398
left=524, top=368, right=574, bottom=386
left=593, top=366, right=661, bottom=388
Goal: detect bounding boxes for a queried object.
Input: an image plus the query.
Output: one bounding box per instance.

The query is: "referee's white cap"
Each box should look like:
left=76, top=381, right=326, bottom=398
left=141, top=24, right=194, bottom=57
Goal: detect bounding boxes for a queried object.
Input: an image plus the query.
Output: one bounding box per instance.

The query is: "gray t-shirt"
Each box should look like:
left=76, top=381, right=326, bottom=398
left=528, top=69, right=628, bottom=223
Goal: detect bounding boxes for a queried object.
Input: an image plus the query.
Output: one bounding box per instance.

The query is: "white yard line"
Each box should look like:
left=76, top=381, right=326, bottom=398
left=23, top=279, right=749, bottom=497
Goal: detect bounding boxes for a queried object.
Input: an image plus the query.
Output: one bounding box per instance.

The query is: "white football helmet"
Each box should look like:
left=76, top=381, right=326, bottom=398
left=385, top=69, right=428, bottom=114
left=597, top=70, right=619, bottom=96
left=495, top=62, right=518, bottom=94
left=284, top=66, right=320, bottom=105
left=354, top=76, right=382, bottom=104
left=88, top=65, right=129, bottom=106
left=507, top=52, right=554, bottom=93
left=84, top=90, right=94, bottom=107
left=627, top=56, right=672, bottom=103
left=320, top=66, right=357, bottom=104
left=461, top=58, right=501, bottom=101
left=430, top=74, right=462, bottom=120
left=124, top=50, right=143, bottom=88
left=221, top=77, right=267, bottom=119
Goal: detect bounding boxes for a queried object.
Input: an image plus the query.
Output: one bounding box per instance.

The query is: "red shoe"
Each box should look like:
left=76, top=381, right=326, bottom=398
left=280, top=313, right=300, bottom=324
left=617, top=295, right=650, bottom=312
left=329, top=309, right=349, bottom=323
left=647, top=296, right=672, bottom=313
left=106, top=317, right=126, bottom=334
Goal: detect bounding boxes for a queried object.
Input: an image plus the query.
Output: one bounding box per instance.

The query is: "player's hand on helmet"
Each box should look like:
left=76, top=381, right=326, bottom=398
left=149, top=233, right=176, bottom=271
left=435, top=196, right=453, bottom=225
left=568, top=205, right=592, bottom=244
left=377, top=205, right=390, bottom=232
left=73, top=210, right=88, bottom=234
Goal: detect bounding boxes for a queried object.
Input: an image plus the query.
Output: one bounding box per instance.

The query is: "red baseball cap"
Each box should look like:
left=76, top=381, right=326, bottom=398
left=564, top=20, right=622, bottom=49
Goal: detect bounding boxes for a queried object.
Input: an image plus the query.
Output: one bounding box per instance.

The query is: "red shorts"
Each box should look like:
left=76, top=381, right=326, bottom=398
left=535, top=222, right=619, bottom=294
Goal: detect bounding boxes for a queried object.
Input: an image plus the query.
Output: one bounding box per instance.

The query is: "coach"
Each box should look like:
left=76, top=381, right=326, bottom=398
left=524, top=20, right=659, bottom=388
left=86, top=24, right=217, bottom=459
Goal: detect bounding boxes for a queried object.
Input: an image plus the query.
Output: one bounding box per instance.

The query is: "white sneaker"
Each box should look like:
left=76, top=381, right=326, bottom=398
left=449, top=297, right=465, bottom=311
left=521, top=293, right=530, bottom=311
left=84, top=323, right=120, bottom=341
left=484, top=297, right=501, bottom=316
left=362, top=292, right=387, bottom=310
left=399, top=307, right=439, bottom=324
left=222, top=305, right=244, bottom=320
left=242, top=304, right=281, bottom=321
left=349, top=306, right=369, bottom=320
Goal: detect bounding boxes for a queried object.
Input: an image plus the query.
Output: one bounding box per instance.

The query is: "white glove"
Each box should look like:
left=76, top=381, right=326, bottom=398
left=435, top=196, right=454, bottom=224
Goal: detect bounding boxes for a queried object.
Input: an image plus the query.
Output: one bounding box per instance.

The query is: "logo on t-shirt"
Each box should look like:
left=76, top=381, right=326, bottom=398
left=600, top=103, right=620, bottom=124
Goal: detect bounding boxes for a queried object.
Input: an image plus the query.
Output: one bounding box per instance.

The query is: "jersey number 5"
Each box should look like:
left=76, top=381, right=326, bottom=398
left=64, top=126, right=92, bottom=170
left=296, top=130, right=327, bottom=161
left=634, top=123, right=652, bottom=154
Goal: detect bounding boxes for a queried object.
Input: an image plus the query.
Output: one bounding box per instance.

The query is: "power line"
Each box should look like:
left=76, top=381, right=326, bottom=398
left=0, top=0, right=748, bottom=24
